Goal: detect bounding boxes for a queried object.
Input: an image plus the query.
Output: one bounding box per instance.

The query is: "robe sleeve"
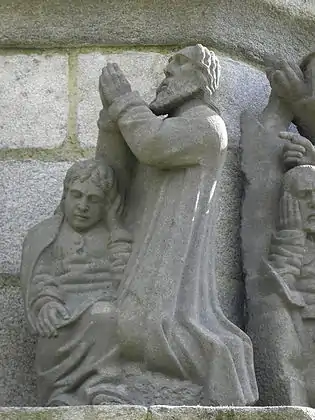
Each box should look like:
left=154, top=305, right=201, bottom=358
left=96, top=107, right=136, bottom=197
left=28, top=255, right=65, bottom=319
left=263, top=229, right=306, bottom=307
left=20, top=216, right=64, bottom=333
left=108, top=91, right=227, bottom=169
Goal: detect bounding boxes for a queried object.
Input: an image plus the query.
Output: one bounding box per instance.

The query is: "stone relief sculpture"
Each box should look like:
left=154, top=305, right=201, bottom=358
left=21, top=159, right=133, bottom=406
left=21, top=44, right=258, bottom=406
left=265, top=164, right=315, bottom=407
left=241, top=51, right=315, bottom=406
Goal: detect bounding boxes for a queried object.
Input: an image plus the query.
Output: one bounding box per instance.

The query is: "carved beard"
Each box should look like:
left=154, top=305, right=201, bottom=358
left=149, top=77, right=202, bottom=116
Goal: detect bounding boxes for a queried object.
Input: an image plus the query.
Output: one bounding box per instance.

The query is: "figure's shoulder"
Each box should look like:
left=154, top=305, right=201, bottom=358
left=181, top=101, right=218, bottom=115
left=199, top=104, right=225, bottom=126
left=190, top=103, right=227, bottom=135
left=23, top=214, right=63, bottom=248
left=182, top=103, right=225, bottom=128
left=195, top=104, right=228, bottom=152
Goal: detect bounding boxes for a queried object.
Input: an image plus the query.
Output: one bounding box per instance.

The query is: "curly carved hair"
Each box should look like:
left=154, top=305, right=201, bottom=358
left=173, top=44, right=221, bottom=113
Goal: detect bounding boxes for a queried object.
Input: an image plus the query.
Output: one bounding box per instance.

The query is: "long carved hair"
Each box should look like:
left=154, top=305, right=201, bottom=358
left=55, top=159, right=132, bottom=269
left=175, top=44, right=221, bottom=114
left=56, top=159, right=120, bottom=219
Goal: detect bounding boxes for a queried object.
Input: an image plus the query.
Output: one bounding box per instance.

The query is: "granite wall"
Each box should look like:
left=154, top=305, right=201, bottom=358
left=1, top=406, right=315, bottom=420
left=0, top=0, right=313, bottom=407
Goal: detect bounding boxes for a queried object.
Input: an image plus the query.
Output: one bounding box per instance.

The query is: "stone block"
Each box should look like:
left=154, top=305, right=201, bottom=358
left=1, top=406, right=315, bottom=419
left=0, top=54, right=68, bottom=149
left=0, top=161, right=71, bottom=274
left=77, top=52, right=269, bottom=148
left=149, top=406, right=315, bottom=419
left=0, top=405, right=148, bottom=419
left=0, top=285, right=37, bottom=406
left=0, top=0, right=314, bottom=64
left=215, top=57, right=270, bottom=147
left=77, top=52, right=167, bottom=148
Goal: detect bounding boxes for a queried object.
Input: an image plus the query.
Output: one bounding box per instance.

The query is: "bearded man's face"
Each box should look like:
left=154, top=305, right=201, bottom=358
left=149, top=55, right=203, bottom=115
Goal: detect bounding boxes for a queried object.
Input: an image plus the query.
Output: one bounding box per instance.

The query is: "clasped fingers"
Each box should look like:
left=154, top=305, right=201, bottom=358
left=99, top=62, right=132, bottom=106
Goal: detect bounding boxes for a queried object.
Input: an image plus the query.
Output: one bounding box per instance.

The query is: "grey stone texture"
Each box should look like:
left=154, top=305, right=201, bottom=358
left=0, top=153, right=245, bottom=405
left=256, top=164, right=315, bottom=408
left=1, top=54, right=253, bottom=405
left=78, top=52, right=269, bottom=148
left=0, top=154, right=244, bottom=316
left=77, top=52, right=167, bottom=148
left=241, top=105, right=298, bottom=406
left=0, top=54, right=68, bottom=149
left=150, top=406, right=315, bottom=419
left=0, top=46, right=270, bottom=406
left=216, top=148, right=244, bottom=327
left=241, top=52, right=315, bottom=405
left=1, top=406, right=315, bottom=419
left=0, top=285, right=36, bottom=406
left=18, top=46, right=256, bottom=406
left=218, top=57, right=270, bottom=145
left=0, top=405, right=148, bottom=419
left=0, top=0, right=314, bottom=64
left=0, top=161, right=71, bottom=274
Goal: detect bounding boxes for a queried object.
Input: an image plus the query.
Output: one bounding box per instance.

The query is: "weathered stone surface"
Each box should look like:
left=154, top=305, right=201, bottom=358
left=8, top=46, right=256, bottom=406
left=0, top=54, right=68, bottom=149
left=240, top=88, right=305, bottom=405
left=78, top=52, right=269, bottom=148
left=0, top=161, right=71, bottom=274
left=0, top=0, right=314, bottom=64
left=0, top=152, right=247, bottom=405
left=214, top=56, right=269, bottom=148
left=0, top=151, right=244, bottom=317
left=1, top=406, right=315, bottom=420
left=94, top=45, right=258, bottom=405
left=0, top=285, right=36, bottom=406
left=241, top=52, right=315, bottom=406
left=0, top=405, right=147, bottom=419
left=150, top=406, right=315, bottom=419
left=0, top=154, right=244, bottom=325
left=216, top=148, right=244, bottom=327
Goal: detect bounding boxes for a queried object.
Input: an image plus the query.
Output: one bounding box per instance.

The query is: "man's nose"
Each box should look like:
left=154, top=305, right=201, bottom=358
left=77, top=197, right=89, bottom=211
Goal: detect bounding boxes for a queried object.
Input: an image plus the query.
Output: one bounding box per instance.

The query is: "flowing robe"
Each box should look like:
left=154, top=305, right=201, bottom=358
left=96, top=92, right=258, bottom=405
left=20, top=215, right=132, bottom=405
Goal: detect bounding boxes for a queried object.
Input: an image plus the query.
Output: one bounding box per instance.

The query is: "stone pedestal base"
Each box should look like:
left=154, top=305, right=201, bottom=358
left=0, top=406, right=314, bottom=419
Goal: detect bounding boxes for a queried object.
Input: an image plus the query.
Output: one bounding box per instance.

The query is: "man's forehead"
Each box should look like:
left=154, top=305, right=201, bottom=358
left=70, top=179, right=104, bottom=196
left=168, top=54, right=190, bottom=64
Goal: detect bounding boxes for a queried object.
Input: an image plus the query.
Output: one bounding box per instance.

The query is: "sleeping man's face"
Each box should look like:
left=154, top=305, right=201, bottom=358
left=64, top=178, right=105, bottom=232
